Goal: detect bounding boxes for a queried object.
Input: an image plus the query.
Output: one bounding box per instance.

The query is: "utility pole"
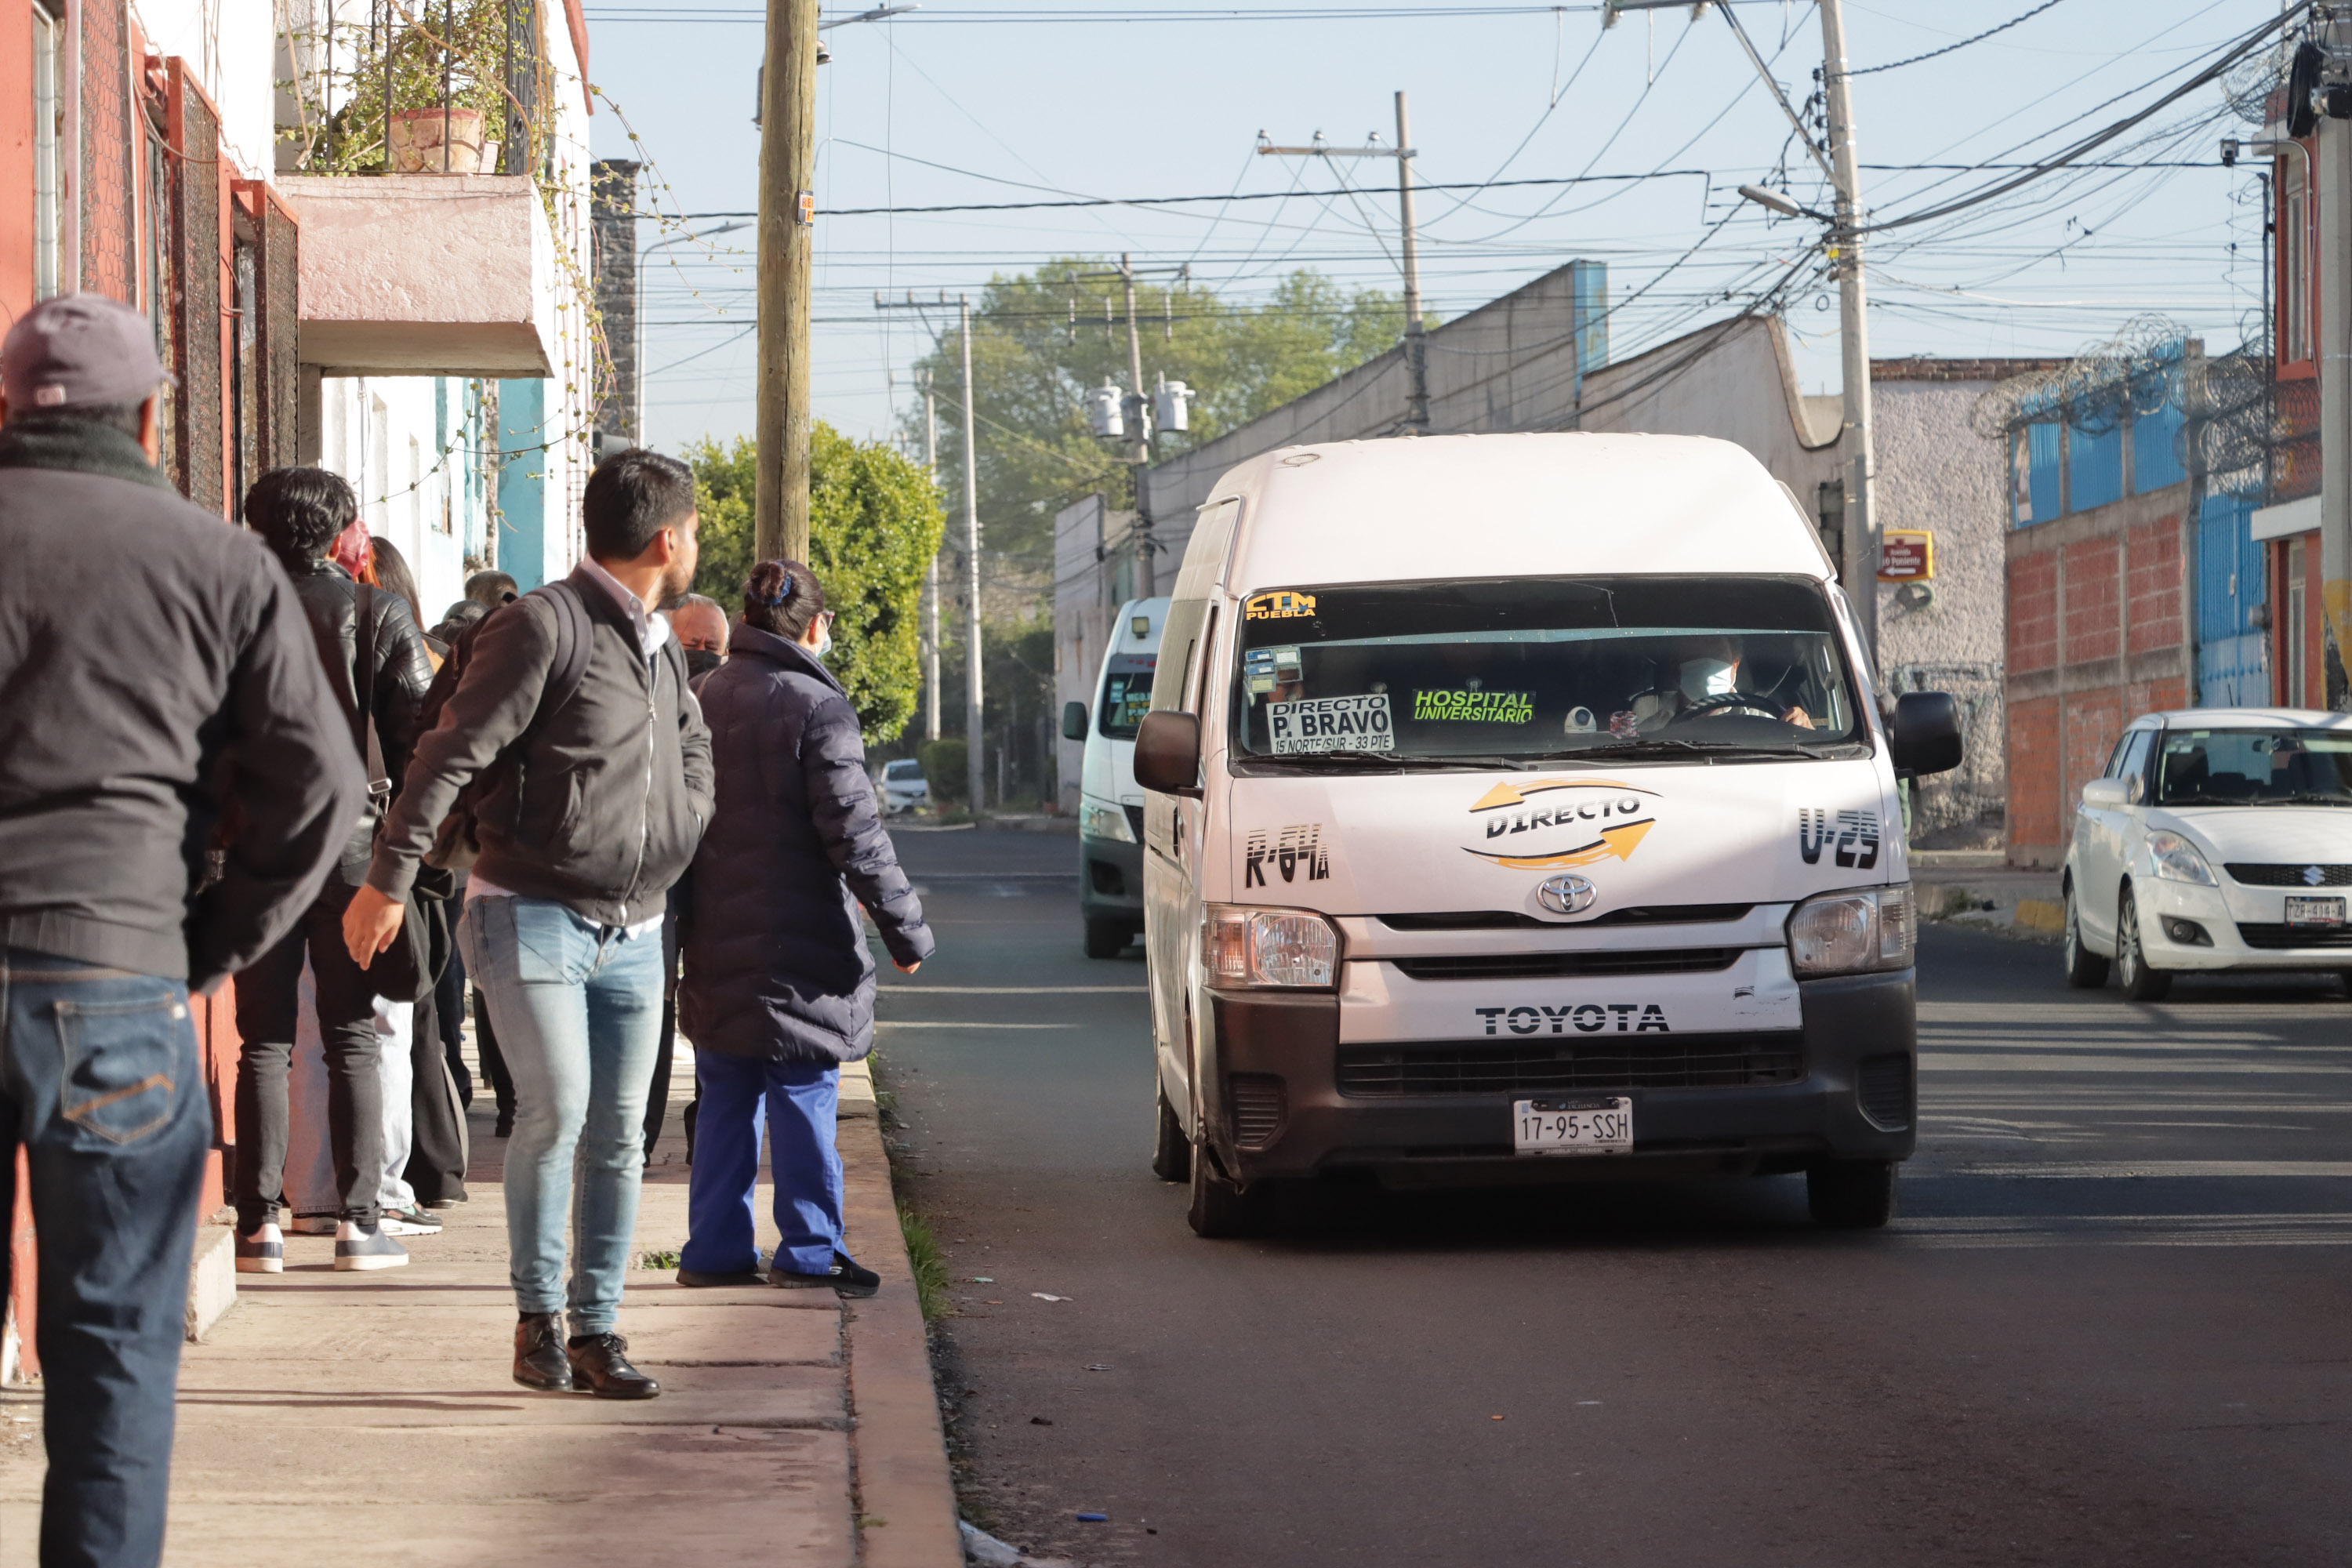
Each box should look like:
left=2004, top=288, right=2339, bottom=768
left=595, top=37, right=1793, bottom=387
left=918, top=368, right=942, bottom=740
left=753, top=0, right=818, bottom=563
left=2320, top=5, right=2352, bottom=710
left=1818, top=0, right=1878, bottom=678
left=1394, top=92, right=1428, bottom=432
left=1259, top=99, right=1428, bottom=433
left=958, top=295, right=984, bottom=811
left=1120, top=254, right=1154, bottom=591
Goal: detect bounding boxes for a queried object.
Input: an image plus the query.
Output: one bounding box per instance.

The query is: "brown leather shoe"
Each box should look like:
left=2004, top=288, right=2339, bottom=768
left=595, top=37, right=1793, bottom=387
left=567, top=1332, right=661, bottom=1399
left=514, top=1312, right=573, bottom=1392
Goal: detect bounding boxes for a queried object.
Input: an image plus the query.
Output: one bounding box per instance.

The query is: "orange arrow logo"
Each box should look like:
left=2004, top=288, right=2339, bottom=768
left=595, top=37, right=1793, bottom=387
left=1467, top=818, right=1653, bottom=869
left=1469, top=779, right=1655, bottom=812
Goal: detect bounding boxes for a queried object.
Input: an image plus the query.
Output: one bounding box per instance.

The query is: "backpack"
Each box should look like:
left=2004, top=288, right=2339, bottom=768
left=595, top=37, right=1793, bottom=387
left=420, top=581, right=595, bottom=872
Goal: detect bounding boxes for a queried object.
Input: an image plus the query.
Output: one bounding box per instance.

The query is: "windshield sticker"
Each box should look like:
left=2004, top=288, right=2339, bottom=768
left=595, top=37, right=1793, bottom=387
left=1462, top=779, right=1659, bottom=869
left=1797, top=808, right=1880, bottom=869
left=1243, top=645, right=1302, bottom=696
left=1244, top=823, right=1330, bottom=887
left=1245, top=590, right=1318, bottom=621
left=1478, top=1004, right=1671, bottom=1036
left=1268, top=693, right=1393, bottom=754
left=1413, top=688, right=1534, bottom=724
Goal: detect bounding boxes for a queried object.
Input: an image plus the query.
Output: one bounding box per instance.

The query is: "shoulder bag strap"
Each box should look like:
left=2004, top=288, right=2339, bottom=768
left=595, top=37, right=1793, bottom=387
left=354, top=583, right=391, bottom=807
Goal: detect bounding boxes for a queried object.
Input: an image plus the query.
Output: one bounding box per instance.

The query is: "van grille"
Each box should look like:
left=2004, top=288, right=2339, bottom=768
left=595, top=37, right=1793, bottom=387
left=2234, top=922, right=2352, bottom=949
left=1390, top=948, right=1741, bottom=982
left=1337, top=1033, right=1802, bottom=1097
left=1227, top=1074, right=1286, bottom=1150
left=2225, top=862, right=2352, bottom=887
left=1857, top=1053, right=1913, bottom=1131
left=1377, top=905, right=1752, bottom=931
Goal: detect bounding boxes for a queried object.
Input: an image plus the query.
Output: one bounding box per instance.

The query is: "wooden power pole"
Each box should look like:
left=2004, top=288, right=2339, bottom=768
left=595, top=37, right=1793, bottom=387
left=755, top=0, right=818, bottom=563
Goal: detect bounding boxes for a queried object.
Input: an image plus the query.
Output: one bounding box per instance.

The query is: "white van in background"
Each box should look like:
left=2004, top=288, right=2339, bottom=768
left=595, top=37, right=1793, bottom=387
left=1128, top=434, right=1965, bottom=1236
left=1064, top=597, right=1170, bottom=958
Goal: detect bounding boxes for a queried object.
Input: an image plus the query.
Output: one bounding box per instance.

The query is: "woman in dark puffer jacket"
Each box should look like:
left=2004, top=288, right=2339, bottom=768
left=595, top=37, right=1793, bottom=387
left=675, top=560, right=935, bottom=1296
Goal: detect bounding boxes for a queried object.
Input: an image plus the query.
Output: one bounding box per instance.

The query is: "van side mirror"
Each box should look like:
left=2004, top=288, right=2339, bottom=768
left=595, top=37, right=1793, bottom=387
left=1890, top=691, right=1964, bottom=776
left=1062, top=701, right=1088, bottom=742
left=1133, top=710, right=1202, bottom=797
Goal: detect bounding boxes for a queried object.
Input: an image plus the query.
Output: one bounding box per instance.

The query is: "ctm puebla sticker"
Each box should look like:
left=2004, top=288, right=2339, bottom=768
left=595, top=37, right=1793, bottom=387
left=1463, top=778, right=1659, bottom=870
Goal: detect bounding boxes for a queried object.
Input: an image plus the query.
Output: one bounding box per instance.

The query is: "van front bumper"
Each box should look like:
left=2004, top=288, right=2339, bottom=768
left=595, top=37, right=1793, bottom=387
left=1198, top=968, right=1916, bottom=1185
left=1080, top=832, right=1145, bottom=924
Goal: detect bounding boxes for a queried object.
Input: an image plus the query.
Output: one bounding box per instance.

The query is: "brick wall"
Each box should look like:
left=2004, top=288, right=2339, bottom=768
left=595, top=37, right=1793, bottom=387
left=2003, top=481, right=2194, bottom=868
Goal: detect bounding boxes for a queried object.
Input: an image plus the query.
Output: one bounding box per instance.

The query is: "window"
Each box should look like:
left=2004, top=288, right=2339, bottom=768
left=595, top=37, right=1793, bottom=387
left=2103, top=732, right=2138, bottom=778
left=32, top=2, right=66, bottom=300
left=2284, top=178, right=2312, bottom=366
left=2155, top=729, right=2352, bottom=806
left=1095, top=655, right=1157, bottom=739
left=2287, top=539, right=2307, bottom=709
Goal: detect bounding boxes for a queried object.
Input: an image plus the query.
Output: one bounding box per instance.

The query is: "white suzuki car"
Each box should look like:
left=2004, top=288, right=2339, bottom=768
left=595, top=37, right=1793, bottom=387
left=880, top=758, right=929, bottom=816
left=2063, top=708, right=2352, bottom=1000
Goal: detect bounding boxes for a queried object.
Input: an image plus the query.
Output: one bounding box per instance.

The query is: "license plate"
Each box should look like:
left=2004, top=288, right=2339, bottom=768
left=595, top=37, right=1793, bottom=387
left=2285, top=895, right=2347, bottom=928
left=1513, top=1097, right=1633, bottom=1156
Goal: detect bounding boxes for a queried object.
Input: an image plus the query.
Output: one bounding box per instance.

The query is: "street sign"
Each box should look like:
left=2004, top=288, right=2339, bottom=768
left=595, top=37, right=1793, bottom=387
left=1879, top=530, right=1933, bottom=581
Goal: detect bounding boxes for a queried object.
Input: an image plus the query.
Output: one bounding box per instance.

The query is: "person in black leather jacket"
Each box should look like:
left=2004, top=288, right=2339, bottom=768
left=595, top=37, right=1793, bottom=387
left=231, top=467, right=436, bottom=1273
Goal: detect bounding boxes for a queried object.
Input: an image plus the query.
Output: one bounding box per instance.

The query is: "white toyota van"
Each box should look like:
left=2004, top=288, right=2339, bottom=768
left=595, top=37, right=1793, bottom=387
left=1130, top=434, right=1964, bottom=1236
left=1064, top=597, right=1170, bottom=957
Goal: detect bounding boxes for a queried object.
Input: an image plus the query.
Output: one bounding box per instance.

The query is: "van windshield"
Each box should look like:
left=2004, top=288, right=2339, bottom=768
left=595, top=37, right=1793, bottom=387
left=1229, top=575, right=1862, bottom=765
left=1097, top=653, right=1158, bottom=741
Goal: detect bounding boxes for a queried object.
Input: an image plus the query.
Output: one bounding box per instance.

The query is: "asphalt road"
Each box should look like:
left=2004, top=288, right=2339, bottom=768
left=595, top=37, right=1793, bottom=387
left=876, top=826, right=2352, bottom=1568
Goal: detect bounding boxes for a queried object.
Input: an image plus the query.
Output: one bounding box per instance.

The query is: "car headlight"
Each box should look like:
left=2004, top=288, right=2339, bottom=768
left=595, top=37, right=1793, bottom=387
left=1787, top=884, right=1915, bottom=977
left=2145, top=829, right=2215, bottom=885
left=1080, top=800, right=1134, bottom=843
left=1203, top=905, right=1339, bottom=989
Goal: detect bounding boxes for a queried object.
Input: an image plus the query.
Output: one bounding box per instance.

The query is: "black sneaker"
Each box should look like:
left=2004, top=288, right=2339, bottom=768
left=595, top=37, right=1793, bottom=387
left=234, top=1221, right=284, bottom=1275
left=566, top=1333, right=660, bottom=1399
left=332, top=1221, right=409, bottom=1272
left=768, top=1250, right=880, bottom=1299
left=514, top=1312, right=572, bottom=1392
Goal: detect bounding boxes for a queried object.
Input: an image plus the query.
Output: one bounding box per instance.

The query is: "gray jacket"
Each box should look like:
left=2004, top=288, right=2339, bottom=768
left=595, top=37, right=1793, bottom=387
left=368, top=564, right=714, bottom=927
left=0, top=416, right=368, bottom=987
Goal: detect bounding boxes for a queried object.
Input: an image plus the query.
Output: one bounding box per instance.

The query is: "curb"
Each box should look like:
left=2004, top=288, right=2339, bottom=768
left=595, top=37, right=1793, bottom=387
left=839, top=1073, right=963, bottom=1568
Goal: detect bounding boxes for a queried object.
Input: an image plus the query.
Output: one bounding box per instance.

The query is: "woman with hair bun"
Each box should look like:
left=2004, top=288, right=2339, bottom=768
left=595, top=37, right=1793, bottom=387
left=674, top=559, right=934, bottom=1296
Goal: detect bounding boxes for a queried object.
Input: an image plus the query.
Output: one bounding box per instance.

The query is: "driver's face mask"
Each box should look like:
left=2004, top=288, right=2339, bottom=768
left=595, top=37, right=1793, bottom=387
left=1679, top=657, right=1737, bottom=702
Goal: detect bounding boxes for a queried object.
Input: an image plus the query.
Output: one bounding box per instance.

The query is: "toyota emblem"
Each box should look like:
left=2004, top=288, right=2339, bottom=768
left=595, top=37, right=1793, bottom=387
left=1536, top=873, right=1597, bottom=915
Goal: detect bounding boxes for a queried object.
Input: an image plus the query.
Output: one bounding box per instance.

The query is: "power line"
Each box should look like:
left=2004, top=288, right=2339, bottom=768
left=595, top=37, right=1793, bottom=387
left=1846, top=0, right=2071, bottom=77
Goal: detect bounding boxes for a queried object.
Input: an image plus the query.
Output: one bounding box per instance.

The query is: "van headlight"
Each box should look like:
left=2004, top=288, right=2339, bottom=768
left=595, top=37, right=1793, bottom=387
left=1787, top=884, right=1915, bottom=977
left=1080, top=800, right=1135, bottom=843
left=2145, top=829, right=2216, bottom=885
left=1203, top=905, right=1339, bottom=989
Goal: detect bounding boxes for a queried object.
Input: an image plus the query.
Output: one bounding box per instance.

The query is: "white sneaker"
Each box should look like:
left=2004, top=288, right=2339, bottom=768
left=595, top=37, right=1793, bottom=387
left=332, top=1221, right=409, bottom=1271
left=234, top=1221, right=284, bottom=1274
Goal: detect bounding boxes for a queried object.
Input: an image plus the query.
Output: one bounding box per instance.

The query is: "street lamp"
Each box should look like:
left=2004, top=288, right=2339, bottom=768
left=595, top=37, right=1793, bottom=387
left=1737, top=184, right=1832, bottom=224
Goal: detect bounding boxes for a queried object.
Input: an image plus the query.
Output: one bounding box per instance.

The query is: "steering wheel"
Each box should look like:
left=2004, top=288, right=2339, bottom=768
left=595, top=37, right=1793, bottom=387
left=1670, top=693, right=1784, bottom=724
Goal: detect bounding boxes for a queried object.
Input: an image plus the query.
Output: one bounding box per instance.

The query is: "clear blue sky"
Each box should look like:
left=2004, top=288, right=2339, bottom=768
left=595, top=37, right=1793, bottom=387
left=580, top=0, right=2289, bottom=453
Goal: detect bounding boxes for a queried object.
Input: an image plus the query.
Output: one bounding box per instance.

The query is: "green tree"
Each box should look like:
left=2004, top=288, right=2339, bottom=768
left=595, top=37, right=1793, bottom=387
left=906, top=263, right=1411, bottom=580
left=681, top=426, right=946, bottom=744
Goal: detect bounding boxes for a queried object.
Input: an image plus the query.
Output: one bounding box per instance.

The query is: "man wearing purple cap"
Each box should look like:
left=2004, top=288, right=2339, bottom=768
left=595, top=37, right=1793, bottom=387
left=0, top=295, right=366, bottom=1568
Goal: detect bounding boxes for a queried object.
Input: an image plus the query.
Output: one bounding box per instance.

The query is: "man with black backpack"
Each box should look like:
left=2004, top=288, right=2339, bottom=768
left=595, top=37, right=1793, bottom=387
left=235, top=466, right=437, bottom=1275
left=344, top=448, right=713, bottom=1401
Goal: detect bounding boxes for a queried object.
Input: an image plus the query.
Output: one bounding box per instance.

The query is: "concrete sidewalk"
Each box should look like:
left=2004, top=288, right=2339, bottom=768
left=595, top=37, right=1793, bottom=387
left=0, top=1054, right=960, bottom=1567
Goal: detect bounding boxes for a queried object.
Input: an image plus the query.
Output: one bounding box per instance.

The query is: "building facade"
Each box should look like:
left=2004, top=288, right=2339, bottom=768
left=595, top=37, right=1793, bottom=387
left=2, top=0, right=598, bottom=1381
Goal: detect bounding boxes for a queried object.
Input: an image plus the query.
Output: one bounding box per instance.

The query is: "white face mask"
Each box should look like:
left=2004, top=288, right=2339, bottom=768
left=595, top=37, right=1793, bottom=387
left=1679, top=657, right=1737, bottom=702
left=813, top=623, right=833, bottom=659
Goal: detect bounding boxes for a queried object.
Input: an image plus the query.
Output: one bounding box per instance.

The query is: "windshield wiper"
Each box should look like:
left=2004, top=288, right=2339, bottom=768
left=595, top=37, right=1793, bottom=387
left=2160, top=793, right=2248, bottom=807
left=1583, top=737, right=1838, bottom=761
left=1254, top=749, right=1403, bottom=771
left=2261, top=793, right=2352, bottom=807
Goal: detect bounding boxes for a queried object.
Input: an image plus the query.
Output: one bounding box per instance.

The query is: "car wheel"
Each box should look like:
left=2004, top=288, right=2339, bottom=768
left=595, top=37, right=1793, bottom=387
left=2114, top=887, right=2172, bottom=1002
left=2063, top=884, right=2110, bottom=989
left=1151, top=1080, right=1189, bottom=1183
left=1186, top=1145, right=1271, bottom=1238
left=1083, top=917, right=1130, bottom=960
left=1807, top=1158, right=1896, bottom=1229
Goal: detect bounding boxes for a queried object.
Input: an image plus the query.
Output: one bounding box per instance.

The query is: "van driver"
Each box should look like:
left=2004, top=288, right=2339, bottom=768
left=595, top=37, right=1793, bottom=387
left=1628, top=634, right=1813, bottom=731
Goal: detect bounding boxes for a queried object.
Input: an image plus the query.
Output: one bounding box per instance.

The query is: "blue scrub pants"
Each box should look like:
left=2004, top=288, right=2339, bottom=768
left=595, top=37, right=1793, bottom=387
left=681, top=1052, right=847, bottom=1276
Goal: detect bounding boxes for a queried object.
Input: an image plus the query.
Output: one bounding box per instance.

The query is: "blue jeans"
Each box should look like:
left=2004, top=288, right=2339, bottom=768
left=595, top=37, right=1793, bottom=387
left=457, top=898, right=662, bottom=1336
left=1, top=948, right=210, bottom=1568
left=681, top=1054, right=844, bottom=1276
